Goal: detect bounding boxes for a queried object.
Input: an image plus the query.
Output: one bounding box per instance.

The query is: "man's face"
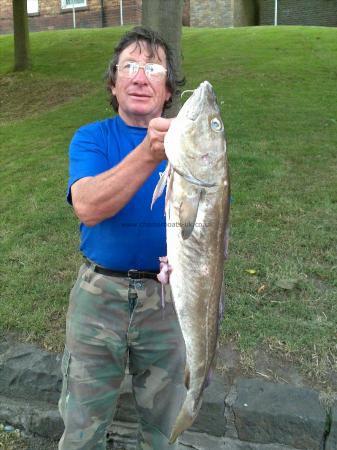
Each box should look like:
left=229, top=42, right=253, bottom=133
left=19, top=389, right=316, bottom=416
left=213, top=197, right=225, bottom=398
left=112, top=41, right=171, bottom=127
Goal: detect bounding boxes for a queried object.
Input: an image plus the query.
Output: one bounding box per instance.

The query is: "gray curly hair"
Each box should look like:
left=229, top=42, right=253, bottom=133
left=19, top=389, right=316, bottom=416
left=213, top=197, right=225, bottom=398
left=106, top=26, right=183, bottom=113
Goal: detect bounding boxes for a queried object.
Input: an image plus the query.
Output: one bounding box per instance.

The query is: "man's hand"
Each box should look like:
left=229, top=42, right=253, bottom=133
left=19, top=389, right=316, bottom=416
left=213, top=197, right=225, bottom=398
left=71, top=117, right=175, bottom=226
left=143, top=117, right=174, bottom=163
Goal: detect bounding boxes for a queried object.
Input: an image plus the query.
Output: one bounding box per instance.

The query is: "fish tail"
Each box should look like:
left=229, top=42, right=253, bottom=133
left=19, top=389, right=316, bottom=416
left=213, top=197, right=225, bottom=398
left=169, top=394, right=202, bottom=443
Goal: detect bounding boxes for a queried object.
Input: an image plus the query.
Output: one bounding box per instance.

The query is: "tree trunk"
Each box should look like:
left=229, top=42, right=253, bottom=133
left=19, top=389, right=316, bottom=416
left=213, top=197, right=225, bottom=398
left=142, top=0, right=184, bottom=117
left=13, top=0, right=31, bottom=71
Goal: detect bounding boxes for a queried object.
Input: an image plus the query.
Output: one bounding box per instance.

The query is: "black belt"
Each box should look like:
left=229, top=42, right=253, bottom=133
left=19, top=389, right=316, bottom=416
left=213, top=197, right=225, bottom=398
left=85, top=259, right=158, bottom=281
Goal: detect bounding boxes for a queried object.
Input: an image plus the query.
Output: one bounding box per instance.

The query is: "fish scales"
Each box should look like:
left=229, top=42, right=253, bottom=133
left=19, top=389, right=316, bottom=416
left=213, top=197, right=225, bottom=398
left=153, top=81, right=230, bottom=443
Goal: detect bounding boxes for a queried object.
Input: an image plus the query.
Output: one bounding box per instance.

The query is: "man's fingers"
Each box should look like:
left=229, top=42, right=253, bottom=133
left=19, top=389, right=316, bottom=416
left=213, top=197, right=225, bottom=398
left=143, top=116, right=176, bottom=163
left=149, top=117, right=174, bottom=133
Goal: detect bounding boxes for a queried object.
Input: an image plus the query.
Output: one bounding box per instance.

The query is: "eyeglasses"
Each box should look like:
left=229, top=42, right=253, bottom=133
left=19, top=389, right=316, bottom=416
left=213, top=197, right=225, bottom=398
left=116, top=61, right=167, bottom=81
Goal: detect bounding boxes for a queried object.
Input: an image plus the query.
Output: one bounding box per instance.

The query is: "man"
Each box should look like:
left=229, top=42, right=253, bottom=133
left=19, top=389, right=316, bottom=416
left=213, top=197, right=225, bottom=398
left=58, top=27, right=186, bottom=450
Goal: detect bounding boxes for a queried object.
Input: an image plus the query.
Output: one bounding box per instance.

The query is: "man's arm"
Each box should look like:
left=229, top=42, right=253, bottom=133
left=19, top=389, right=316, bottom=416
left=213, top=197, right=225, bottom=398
left=71, top=117, right=171, bottom=227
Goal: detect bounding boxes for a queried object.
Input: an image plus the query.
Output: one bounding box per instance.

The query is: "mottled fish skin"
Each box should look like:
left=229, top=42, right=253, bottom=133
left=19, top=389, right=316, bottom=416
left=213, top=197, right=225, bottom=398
left=161, top=81, right=230, bottom=443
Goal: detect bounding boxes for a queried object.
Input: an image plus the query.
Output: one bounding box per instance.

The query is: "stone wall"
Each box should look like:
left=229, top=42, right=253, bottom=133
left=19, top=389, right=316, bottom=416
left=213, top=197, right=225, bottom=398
left=258, top=0, right=337, bottom=27
left=0, top=338, right=335, bottom=450
left=190, top=0, right=234, bottom=28
left=0, top=0, right=141, bottom=35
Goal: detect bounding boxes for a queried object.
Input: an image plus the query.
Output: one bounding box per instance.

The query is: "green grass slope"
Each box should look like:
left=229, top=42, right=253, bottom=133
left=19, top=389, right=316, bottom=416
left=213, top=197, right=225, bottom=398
left=0, top=26, right=336, bottom=384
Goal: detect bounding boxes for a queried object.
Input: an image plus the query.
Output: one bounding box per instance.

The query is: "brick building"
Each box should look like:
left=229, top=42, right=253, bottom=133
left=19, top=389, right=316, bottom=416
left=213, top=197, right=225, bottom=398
left=258, top=0, right=337, bottom=27
left=0, top=0, right=142, bottom=34
left=0, top=0, right=336, bottom=35
left=189, top=0, right=337, bottom=28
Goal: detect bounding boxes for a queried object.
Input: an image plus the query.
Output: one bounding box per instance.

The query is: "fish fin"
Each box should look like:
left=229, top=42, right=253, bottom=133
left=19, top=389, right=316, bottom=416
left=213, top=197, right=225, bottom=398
left=203, top=367, right=214, bottom=389
left=224, top=223, right=230, bottom=259
left=218, top=280, right=225, bottom=323
left=150, top=163, right=171, bottom=209
left=165, top=166, right=174, bottom=215
left=179, top=189, right=203, bottom=240
left=184, top=364, right=190, bottom=389
left=173, top=164, right=216, bottom=188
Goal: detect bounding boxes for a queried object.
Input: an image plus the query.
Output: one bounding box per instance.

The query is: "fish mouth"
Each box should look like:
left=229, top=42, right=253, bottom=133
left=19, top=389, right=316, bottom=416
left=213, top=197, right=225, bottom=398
left=185, top=81, right=216, bottom=121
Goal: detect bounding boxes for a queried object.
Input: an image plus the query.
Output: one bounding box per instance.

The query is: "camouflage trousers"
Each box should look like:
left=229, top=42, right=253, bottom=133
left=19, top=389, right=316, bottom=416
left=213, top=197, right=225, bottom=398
left=58, top=263, right=186, bottom=450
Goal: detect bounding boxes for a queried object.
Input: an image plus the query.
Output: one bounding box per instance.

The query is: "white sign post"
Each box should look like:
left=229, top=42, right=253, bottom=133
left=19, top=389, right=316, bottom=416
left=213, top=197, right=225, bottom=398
left=72, top=0, right=76, bottom=29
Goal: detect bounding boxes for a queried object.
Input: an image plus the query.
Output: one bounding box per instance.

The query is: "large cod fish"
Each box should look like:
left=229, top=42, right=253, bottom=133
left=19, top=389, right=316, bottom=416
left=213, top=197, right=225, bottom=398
left=152, top=81, right=230, bottom=443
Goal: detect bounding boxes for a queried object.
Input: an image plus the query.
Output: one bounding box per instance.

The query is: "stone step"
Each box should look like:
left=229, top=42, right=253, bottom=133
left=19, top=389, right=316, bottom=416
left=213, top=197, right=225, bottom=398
left=0, top=338, right=335, bottom=450
left=180, top=432, right=301, bottom=450
left=326, top=404, right=337, bottom=450
left=0, top=339, right=62, bottom=403
left=0, top=394, right=63, bottom=441
left=232, top=378, right=328, bottom=450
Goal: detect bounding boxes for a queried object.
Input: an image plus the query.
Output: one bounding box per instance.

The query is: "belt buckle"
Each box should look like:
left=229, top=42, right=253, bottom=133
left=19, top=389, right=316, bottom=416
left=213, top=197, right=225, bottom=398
left=128, top=269, right=140, bottom=280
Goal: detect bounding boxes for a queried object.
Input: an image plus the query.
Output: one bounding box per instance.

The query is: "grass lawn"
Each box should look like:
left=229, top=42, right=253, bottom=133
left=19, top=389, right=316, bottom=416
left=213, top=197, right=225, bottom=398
left=0, top=25, right=336, bottom=386
left=0, top=425, right=27, bottom=450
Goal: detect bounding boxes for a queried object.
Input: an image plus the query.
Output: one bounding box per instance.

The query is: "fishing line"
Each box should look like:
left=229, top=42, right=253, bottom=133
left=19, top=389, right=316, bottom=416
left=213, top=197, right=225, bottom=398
left=180, top=89, right=195, bottom=99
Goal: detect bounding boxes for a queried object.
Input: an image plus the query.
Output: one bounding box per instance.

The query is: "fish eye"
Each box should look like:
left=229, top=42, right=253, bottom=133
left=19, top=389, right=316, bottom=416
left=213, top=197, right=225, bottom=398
left=210, top=117, right=223, bottom=132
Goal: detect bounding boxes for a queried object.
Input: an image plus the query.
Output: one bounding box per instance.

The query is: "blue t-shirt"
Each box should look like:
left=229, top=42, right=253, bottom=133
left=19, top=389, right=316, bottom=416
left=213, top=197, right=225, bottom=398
left=67, top=116, right=166, bottom=271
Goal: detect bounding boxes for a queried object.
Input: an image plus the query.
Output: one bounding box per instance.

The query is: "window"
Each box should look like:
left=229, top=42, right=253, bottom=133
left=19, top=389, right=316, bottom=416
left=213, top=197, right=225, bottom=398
left=61, top=0, right=87, bottom=9
left=27, top=0, right=39, bottom=14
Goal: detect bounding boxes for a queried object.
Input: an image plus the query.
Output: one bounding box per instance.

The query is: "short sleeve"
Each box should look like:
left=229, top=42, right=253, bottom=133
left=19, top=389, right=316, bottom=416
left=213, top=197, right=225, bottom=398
left=67, top=122, right=109, bottom=205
